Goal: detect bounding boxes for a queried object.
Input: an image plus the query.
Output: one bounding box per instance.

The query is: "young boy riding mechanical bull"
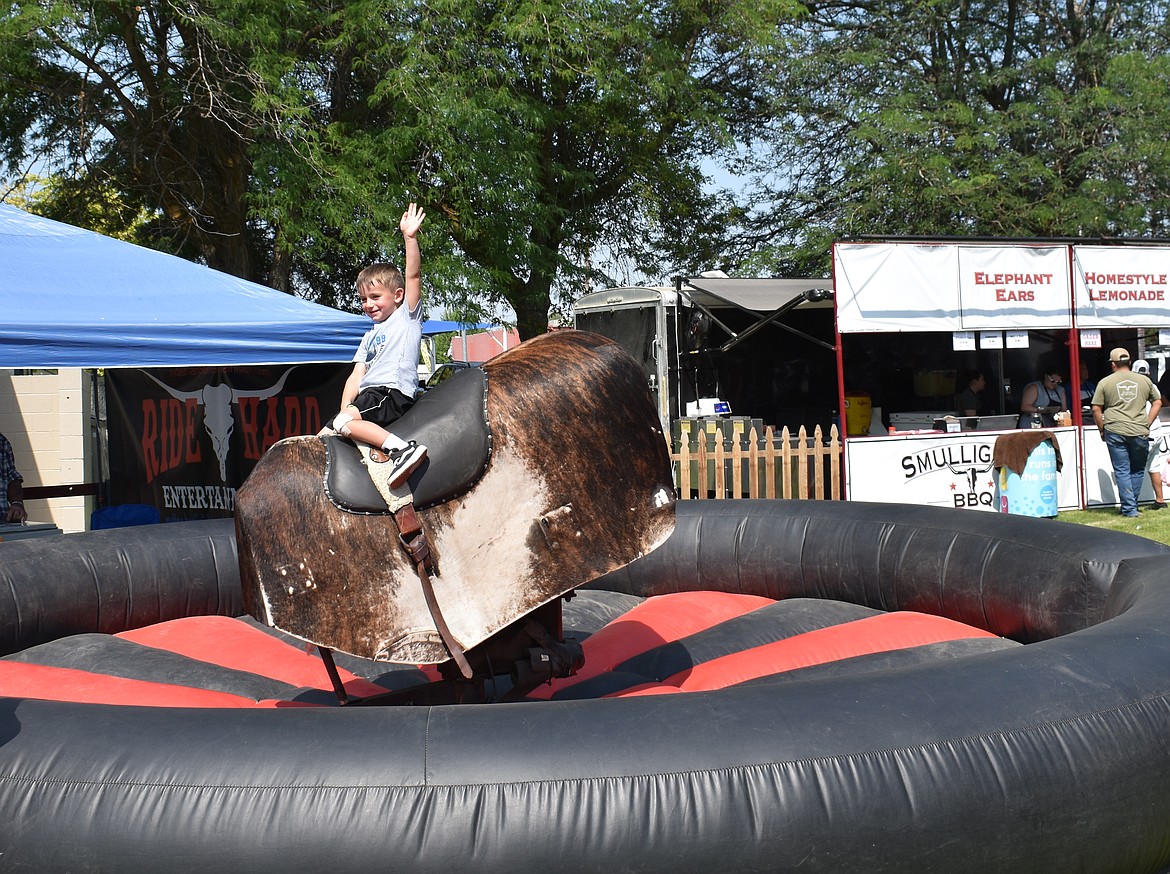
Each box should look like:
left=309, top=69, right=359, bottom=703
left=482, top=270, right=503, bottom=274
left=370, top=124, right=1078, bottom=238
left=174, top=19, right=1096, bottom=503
left=324, top=202, right=428, bottom=486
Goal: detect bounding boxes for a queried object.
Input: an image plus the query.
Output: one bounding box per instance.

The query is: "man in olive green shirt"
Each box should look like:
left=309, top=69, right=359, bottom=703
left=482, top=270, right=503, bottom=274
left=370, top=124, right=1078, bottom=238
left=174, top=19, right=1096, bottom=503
left=1092, top=347, right=1162, bottom=517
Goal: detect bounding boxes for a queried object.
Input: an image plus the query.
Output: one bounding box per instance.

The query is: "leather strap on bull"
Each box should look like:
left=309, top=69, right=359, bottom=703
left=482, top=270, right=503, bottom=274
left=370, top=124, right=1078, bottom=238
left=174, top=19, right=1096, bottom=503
left=317, top=494, right=472, bottom=704
left=349, top=440, right=474, bottom=680
left=389, top=501, right=474, bottom=679
left=315, top=437, right=474, bottom=681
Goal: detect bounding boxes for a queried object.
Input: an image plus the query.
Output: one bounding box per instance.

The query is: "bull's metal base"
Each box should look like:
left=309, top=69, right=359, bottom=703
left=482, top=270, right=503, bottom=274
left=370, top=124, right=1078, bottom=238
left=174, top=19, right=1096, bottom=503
left=318, top=600, right=584, bottom=706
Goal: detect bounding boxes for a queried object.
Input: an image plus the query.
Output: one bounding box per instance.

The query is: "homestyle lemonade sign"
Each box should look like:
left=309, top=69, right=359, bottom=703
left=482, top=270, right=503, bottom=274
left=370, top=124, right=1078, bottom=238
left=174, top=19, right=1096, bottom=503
left=1074, top=246, right=1170, bottom=327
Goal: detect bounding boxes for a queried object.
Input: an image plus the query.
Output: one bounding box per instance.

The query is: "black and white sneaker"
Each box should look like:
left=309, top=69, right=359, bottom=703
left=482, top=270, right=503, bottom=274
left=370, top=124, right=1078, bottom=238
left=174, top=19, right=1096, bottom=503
left=383, top=441, right=427, bottom=487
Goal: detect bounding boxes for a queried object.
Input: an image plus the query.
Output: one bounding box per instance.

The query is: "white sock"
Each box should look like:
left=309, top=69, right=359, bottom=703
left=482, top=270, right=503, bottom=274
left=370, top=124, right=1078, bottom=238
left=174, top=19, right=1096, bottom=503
left=381, top=433, right=408, bottom=452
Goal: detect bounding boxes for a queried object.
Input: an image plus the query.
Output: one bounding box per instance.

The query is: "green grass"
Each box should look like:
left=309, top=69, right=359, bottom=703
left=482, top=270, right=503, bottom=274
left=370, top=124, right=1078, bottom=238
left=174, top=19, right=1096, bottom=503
left=1057, top=505, right=1170, bottom=546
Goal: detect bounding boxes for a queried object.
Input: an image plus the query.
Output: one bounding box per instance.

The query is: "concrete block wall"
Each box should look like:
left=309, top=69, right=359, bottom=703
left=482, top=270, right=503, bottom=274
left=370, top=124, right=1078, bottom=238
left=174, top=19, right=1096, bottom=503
left=0, top=369, right=95, bottom=533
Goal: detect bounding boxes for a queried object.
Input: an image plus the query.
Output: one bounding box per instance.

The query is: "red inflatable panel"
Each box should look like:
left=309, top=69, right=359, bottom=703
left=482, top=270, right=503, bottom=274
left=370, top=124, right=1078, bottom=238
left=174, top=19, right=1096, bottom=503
left=611, top=611, right=1000, bottom=696
left=0, top=599, right=1003, bottom=708
left=528, top=591, right=774, bottom=699
left=0, top=661, right=258, bottom=708
left=117, top=615, right=386, bottom=698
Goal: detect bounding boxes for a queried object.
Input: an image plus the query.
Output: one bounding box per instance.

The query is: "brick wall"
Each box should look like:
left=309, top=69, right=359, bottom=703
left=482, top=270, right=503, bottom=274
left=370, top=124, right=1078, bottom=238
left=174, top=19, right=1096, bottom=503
left=0, top=369, right=95, bottom=532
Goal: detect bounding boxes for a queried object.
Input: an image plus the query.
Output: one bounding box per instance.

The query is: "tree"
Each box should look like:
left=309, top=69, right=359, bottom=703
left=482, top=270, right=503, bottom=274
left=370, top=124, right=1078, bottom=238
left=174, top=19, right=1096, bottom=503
left=0, top=2, right=273, bottom=278
left=737, top=0, right=1170, bottom=274
left=1, top=0, right=805, bottom=337
left=4, top=174, right=154, bottom=244
left=240, top=0, right=806, bottom=336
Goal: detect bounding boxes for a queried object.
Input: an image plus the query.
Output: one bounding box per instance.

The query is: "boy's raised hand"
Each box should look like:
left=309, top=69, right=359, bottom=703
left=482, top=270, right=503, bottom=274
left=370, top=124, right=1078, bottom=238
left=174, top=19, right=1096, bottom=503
left=400, top=202, right=425, bottom=238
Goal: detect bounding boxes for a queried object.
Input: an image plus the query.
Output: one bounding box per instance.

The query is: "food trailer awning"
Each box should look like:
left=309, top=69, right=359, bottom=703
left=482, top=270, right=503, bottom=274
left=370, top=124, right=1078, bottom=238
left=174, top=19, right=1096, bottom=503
left=681, top=277, right=835, bottom=352
left=683, top=278, right=834, bottom=312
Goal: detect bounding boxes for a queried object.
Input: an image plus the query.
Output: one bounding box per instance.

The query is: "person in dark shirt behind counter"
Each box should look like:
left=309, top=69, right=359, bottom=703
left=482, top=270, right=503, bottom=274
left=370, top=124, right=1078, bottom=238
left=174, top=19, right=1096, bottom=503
left=956, top=370, right=987, bottom=417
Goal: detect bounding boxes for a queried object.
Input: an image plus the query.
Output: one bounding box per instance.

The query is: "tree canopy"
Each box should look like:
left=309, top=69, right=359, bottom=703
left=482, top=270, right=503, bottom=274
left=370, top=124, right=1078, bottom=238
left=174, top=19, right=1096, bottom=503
left=2, top=0, right=1169, bottom=333
left=0, top=2, right=266, bottom=272
left=736, top=0, right=1170, bottom=275
left=0, top=0, right=799, bottom=336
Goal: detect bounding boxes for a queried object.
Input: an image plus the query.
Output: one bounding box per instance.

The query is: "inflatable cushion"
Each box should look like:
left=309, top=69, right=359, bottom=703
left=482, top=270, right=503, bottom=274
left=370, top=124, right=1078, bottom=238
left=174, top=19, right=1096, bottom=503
left=0, top=592, right=1016, bottom=708
left=540, top=592, right=1015, bottom=700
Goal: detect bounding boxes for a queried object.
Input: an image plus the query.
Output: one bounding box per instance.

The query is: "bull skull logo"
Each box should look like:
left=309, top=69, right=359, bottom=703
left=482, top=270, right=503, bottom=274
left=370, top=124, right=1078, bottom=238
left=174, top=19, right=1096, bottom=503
left=145, top=368, right=296, bottom=481
left=949, top=462, right=993, bottom=492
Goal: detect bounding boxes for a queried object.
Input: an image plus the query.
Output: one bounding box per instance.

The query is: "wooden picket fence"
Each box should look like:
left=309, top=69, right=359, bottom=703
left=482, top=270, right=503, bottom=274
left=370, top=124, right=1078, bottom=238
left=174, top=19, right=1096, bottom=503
left=668, top=425, right=843, bottom=501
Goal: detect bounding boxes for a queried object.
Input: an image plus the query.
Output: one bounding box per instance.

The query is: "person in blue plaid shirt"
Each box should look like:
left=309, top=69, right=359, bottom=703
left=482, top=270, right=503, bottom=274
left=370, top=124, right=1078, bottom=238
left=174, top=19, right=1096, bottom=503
left=0, top=433, right=27, bottom=523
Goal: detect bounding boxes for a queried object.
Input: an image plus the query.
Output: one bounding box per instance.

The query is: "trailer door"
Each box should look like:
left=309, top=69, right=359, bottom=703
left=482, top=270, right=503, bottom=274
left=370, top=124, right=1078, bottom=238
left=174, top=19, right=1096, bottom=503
left=573, top=287, right=672, bottom=430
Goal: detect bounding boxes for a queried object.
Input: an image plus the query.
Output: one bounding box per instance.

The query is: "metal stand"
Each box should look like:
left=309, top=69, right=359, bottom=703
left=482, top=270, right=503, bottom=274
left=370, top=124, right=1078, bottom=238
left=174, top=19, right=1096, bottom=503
left=317, top=598, right=584, bottom=707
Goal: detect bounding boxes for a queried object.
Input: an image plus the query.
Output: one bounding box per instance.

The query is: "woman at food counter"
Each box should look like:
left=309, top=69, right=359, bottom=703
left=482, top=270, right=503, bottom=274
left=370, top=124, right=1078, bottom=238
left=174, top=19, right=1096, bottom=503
left=1017, top=367, right=1069, bottom=428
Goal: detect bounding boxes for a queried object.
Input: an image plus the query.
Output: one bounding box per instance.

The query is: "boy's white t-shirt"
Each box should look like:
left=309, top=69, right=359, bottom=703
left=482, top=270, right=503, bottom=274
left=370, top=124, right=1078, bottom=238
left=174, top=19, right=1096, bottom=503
left=354, top=299, right=423, bottom=395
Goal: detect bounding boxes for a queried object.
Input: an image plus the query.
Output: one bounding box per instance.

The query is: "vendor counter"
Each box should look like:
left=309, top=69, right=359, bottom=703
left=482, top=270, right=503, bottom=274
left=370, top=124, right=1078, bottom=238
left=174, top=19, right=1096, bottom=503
left=1080, top=425, right=1167, bottom=509
left=845, top=426, right=1083, bottom=512
left=846, top=423, right=1167, bottom=511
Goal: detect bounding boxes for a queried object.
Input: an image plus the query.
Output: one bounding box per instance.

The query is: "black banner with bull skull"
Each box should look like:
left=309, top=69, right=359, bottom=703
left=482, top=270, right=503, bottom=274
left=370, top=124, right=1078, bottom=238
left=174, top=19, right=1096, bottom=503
left=106, top=364, right=350, bottom=522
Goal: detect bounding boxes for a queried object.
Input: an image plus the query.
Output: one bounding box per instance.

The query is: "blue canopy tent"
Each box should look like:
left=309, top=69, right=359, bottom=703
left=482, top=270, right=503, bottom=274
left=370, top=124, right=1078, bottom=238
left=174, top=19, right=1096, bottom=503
left=0, top=203, right=368, bottom=368
left=422, top=320, right=493, bottom=336
left=0, top=203, right=500, bottom=368
left=0, top=204, right=497, bottom=530
left=418, top=319, right=497, bottom=379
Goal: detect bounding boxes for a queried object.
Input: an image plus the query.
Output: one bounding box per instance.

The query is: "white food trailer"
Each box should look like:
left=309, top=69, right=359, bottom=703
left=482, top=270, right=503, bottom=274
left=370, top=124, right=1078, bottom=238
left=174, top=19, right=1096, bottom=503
left=834, top=240, right=1170, bottom=511
left=573, top=276, right=836, bottom=436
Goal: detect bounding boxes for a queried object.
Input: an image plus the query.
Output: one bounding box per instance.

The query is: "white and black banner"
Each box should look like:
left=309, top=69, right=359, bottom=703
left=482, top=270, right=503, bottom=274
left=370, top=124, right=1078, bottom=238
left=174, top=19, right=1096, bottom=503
left=106, top=364, right=349, bottom=522
left=834, top=242, right=1072, bottom=333
left=844, top=429, right=1082, bottom=511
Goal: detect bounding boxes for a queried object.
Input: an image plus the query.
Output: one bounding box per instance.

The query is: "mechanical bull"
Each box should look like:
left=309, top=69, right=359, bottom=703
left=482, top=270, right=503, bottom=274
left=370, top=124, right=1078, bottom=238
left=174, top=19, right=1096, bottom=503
left=235, top=331, right=676, bottom=699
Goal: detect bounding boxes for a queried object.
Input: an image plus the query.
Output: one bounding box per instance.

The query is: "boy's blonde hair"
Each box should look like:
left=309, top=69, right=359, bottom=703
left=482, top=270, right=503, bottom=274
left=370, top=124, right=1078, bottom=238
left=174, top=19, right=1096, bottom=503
left=355, top=263, right=404, bottom=293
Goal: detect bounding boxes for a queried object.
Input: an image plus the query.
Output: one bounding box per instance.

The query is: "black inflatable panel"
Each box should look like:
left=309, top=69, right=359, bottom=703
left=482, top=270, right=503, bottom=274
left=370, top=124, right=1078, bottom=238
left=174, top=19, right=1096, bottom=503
left=2, top=502, right=1170, bottom=872
left=0, top=518, right=239, bottom=656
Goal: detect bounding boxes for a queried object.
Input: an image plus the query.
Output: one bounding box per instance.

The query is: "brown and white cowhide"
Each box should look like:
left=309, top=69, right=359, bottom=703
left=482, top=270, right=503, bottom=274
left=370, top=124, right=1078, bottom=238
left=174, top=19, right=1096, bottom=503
left=235, top=331, right=676, bottom=665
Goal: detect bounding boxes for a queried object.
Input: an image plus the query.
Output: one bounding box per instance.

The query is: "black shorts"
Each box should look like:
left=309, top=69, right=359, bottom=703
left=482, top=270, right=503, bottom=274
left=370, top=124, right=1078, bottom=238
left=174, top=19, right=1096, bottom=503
left=349, top=386, right=416, bottom=429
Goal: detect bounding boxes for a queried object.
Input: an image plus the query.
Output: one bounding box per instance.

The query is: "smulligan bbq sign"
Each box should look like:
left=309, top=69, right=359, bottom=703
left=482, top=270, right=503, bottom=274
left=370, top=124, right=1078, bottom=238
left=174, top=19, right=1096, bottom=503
left=846, top=435, right=998, bottom=510
left=106, top=364, right=349, bottom=522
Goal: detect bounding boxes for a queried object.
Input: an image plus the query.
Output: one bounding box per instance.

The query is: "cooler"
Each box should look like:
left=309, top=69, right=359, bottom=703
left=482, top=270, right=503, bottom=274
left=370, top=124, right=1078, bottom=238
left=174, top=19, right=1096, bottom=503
left=994, top=436, right=1059, bottom=518
left=844, top=392, right=871, bottom=436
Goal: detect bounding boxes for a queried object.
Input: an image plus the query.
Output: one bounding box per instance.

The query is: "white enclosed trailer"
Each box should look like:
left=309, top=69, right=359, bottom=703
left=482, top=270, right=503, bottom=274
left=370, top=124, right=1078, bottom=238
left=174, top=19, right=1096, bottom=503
left=572, top=277, right=835, bottom=436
